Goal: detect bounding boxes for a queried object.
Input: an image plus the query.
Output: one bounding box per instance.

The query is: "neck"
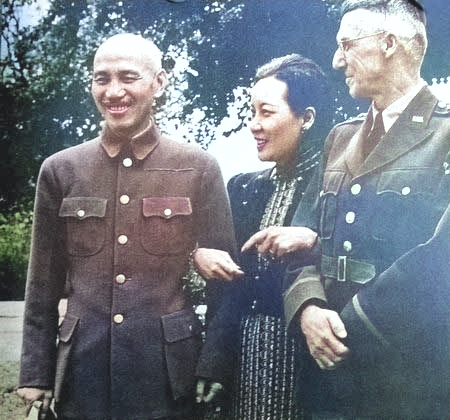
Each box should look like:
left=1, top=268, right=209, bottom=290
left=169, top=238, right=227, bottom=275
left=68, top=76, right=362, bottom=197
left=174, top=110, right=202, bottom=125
left=373, top=70, right=421, bottom=111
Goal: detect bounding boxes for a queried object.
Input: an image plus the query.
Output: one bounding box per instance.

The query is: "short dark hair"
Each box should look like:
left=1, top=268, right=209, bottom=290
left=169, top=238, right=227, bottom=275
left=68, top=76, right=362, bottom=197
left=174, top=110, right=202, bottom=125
left=254, top=54, right=333, bottom=152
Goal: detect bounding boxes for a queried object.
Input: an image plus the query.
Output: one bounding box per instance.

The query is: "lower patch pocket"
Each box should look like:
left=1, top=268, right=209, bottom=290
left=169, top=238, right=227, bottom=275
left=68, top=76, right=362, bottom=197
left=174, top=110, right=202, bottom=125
left=161, top=309, right=203, bottom=399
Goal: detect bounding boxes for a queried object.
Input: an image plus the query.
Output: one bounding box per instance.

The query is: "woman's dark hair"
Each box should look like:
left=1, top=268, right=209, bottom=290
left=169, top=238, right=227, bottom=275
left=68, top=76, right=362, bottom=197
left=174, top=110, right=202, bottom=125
left=254, top=53, right=333, bottom=154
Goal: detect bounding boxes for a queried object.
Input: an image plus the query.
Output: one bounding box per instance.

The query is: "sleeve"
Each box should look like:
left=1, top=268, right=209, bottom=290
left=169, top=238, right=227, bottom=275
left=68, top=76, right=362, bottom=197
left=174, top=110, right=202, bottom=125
left=283, top=156, right=328, bottom=330
left=195, top=277, right=244, bottom=389
left=196, top=155, right=236, bottom=256
left=196, top=155, right=238, bottom=319
left=340, top=204, right=450, bottom=366
left=19, top=158, right=67, bottom=389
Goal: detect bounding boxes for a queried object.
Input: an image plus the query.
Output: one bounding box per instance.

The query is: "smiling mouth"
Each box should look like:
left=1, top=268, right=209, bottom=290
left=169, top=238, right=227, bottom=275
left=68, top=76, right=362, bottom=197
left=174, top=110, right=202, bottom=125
left=104, top=103, right=131, bottom=115
left=256, top=138, right=268, bottom=151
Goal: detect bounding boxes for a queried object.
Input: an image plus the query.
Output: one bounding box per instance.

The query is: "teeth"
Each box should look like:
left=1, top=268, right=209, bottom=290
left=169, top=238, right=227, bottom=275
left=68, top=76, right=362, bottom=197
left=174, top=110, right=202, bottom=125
left=107, top=104, right=128, bottom=111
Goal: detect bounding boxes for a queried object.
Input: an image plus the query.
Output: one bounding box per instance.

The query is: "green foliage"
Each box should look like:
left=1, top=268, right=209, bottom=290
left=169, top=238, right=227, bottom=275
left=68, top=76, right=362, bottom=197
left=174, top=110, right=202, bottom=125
left=0, top=204, right=33, bottom=300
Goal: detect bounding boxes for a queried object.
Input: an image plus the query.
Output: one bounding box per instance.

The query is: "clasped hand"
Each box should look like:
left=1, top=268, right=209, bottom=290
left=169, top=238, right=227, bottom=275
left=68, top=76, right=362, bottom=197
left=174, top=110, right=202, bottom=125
left=300, top=304, right=350, bottom=370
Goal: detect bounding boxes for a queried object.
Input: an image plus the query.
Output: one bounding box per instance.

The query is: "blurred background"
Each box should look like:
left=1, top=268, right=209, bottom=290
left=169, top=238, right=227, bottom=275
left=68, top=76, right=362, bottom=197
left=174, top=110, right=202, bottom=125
left=1, top=0, right=449, bottom=300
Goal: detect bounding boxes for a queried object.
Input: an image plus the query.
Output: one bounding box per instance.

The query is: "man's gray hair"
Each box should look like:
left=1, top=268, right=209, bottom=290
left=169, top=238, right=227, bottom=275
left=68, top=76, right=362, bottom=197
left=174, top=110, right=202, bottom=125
left=341, top=0, right=428, bottom=62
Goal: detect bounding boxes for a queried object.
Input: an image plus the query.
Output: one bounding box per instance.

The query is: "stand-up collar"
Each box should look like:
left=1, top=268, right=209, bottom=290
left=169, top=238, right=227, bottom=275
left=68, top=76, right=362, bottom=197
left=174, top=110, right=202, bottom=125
left=100, top=118, right=160, bottom=159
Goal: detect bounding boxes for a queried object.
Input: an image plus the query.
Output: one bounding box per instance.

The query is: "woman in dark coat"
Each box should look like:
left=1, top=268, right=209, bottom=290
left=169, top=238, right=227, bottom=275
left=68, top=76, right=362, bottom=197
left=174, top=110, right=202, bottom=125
left=196, top=54, right=333, bottom=420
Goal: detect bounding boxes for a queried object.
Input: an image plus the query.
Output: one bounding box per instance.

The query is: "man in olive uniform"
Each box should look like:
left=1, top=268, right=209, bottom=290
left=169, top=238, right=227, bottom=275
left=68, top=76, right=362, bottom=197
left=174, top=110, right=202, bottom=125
left=284, top=1, right=450, bottom=418
left=17, top=33, right=240, bottom=420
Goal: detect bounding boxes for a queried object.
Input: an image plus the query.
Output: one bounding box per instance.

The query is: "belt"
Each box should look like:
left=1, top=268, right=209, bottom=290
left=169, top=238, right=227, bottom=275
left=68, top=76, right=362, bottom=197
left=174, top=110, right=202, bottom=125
left=321, top=255, right=376, bottom=284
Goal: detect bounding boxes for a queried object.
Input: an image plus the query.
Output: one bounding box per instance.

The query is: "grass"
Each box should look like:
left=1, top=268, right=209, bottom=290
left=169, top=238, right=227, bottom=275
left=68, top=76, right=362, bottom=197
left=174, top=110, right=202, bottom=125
left=0, top=362, right=25, bottom=420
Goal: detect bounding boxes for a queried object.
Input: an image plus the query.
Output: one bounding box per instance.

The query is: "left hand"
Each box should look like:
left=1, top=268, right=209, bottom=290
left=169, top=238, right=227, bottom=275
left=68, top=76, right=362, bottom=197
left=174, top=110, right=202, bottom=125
left=193, top=248, right=244, bottom=281
left=196, top=379, right=224, bottom=403
left=241, top=226, right=318, bottom=259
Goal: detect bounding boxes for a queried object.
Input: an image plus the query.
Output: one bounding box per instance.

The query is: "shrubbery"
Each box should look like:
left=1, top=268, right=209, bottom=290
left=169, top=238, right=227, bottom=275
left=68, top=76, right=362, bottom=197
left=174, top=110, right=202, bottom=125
left=0, top=204, right=33, bottom=300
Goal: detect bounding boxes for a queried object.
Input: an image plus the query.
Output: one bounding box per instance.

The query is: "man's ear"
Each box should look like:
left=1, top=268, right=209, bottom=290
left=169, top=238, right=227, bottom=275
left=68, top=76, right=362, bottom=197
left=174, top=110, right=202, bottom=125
left=383, top=33, right=398, bottom=58
left=153, top=69, right=168, bottom=98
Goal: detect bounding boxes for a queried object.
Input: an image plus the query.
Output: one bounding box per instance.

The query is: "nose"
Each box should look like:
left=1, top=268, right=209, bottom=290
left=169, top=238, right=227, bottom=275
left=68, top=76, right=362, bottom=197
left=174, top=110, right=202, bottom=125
left=332, top=48, right=346, bottom=70
left=248, top=116, right=262, bottom=133
left=105, top=79, right=125, bottom=98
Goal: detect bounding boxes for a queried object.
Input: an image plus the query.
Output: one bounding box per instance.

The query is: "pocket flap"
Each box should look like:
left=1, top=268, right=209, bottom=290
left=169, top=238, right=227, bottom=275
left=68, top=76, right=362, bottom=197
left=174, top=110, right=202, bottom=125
left=143, top=197, right=192, bottom=219
left=161, top=309, right=202, bottom=343
left=377, top=169, right=441, bottom=195
left=59, top=197, right=107, bottom=219
left=58, top=313, right=79, bottom=343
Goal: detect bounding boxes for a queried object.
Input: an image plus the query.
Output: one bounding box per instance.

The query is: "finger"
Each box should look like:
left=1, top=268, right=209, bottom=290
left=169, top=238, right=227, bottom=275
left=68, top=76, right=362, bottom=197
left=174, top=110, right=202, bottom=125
left=314, top=356, right=327, bottom=370
left=204, top=383, right=223, bottom=403
left=39, top=397, right=52, bottom=420
left=241, top=231, right=266, bottom=252
left=257, top=238, right=275, bottom=255
left=329, top=314, right=348, bottom=339
left=217, top=262, right=244, bottom=281
left=196, top=380, right=205, bottom=403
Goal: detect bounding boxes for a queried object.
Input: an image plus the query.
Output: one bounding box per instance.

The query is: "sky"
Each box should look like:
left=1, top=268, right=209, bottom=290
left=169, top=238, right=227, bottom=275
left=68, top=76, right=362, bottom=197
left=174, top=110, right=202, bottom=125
left=16, top=0, right=450, bottom=186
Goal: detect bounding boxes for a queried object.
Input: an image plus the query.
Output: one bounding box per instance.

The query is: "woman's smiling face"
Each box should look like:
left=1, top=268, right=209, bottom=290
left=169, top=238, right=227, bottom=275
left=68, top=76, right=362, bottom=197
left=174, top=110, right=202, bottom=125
left=248, top=76, right=304, bottom=168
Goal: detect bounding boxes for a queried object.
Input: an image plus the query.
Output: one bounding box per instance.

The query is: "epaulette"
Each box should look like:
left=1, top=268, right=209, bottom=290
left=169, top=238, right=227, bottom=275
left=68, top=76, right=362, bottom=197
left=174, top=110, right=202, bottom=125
left=335, top=112, right=367, bottom=127
left=434, top=101, right=450, bottom=115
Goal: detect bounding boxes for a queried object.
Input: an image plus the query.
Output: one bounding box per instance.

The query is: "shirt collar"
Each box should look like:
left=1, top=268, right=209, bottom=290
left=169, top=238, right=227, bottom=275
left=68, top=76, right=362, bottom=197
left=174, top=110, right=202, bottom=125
left=371, top=79, right=427, bottom=133
left=100, top=119, right=160, bottom=160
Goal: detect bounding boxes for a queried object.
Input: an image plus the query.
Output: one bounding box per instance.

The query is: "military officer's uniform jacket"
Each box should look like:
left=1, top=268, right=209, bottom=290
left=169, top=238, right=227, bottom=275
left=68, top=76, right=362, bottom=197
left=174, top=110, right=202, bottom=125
left=284, top=86, right=450, bottom=418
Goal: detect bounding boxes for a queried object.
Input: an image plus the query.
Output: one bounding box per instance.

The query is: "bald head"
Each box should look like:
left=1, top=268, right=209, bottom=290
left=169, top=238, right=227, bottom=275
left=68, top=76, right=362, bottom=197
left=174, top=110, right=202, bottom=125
left=94, top=33, right=163, bottom=75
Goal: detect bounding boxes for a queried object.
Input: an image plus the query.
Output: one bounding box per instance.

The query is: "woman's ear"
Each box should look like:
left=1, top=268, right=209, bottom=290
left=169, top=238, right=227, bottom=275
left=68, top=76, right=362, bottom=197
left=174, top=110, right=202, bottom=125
left=302, top=106, right=316, bottom=132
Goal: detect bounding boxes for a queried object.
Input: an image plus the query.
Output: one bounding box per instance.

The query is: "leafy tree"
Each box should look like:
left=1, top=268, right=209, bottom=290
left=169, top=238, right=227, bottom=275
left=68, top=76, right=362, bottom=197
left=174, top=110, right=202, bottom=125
left=0, top=0, right=448, bottom=299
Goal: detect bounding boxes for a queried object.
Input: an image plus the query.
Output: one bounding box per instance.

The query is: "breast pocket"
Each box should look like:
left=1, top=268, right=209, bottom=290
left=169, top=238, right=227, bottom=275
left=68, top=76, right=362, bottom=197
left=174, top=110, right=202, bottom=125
left=59, top=197, right=107, bottom=256
left=319, top=171, right=346, bottom=239
left=140, top=197, right=194, bottom=256
left=371, top=168, right=442, bottom=242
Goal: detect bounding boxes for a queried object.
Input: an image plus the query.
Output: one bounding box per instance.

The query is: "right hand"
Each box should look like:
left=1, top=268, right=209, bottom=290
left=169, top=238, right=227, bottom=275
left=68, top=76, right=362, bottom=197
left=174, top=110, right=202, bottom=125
left=196, top=379, right=224, bottom=403
left=241, top=226, right=318, bottom=259
left=192, top=248, right=244, bottom=281
left=300, top=304, right=350, bottom=370
left=17, top=387, right=53, bottom=417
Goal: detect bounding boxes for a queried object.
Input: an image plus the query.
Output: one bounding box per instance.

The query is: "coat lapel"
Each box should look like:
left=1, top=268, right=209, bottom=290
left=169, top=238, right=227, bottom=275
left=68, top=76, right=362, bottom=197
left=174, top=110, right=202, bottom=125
left=344, top=114, right=372, bottom=176
left=347, top=87, right=438, bottom=178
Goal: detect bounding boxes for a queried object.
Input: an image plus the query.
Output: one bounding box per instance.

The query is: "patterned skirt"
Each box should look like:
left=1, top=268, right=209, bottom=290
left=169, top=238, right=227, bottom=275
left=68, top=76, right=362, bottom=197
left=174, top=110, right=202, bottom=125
left=233, top=313, right=302, bottom=420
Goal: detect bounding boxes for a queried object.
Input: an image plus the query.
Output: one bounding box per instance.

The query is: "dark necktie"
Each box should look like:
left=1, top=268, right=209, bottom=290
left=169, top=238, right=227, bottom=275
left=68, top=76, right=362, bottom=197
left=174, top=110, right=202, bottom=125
left=362, top=112, right=385, bottom=160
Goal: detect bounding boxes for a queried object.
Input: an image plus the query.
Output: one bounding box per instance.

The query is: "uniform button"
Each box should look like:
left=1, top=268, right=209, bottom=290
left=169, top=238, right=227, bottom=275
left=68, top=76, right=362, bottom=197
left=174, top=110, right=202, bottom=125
left=113, top=314, right=124, bottom=324
left=77, top=209, right=85, bottom=218
left=120, top=195, right=130, bottom=204
left=122, top=158, right=133, bottom=168
left=116, top=274, right=126, bottom=284
left=117, top=234, right=128, bottom=245
left=351, top=184, right=361, bottom=195
left=163, top=208, right=172, bottom=217
left=343, top=241, right=352, bottom=252
left=401, top=186, right=411, bottom=195
left=345, top=211, right=356, bottom=224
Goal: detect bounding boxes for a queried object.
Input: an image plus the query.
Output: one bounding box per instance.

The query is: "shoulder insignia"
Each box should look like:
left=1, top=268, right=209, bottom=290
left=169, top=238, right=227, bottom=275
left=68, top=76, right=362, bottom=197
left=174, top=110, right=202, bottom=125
left=434, top=101, right=450, bottom=115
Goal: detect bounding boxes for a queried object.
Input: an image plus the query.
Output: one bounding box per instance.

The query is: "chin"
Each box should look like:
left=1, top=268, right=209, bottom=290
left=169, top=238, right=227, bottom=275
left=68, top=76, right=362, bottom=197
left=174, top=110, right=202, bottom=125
left=257, top=153, right=272, bottom=162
